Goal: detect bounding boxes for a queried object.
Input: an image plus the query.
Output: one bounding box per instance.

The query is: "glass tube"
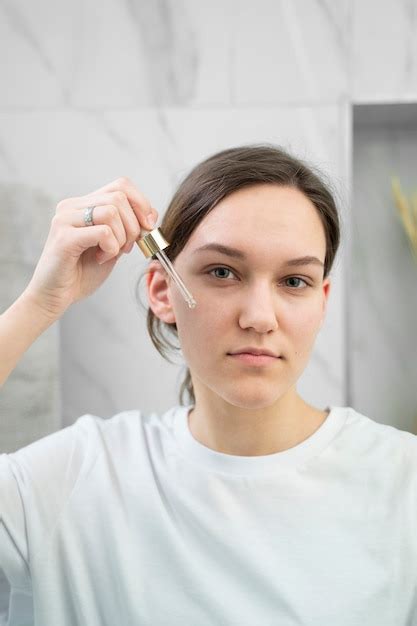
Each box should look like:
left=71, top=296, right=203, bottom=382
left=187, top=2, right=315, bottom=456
left=154, top=249, right=197, bottom=309
left=136, top=227, right=197, bottom=309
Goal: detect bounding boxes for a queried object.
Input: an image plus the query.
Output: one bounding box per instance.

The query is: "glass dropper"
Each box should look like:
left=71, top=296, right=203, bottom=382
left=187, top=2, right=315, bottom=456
left=136, top=227, right=197, bottom=309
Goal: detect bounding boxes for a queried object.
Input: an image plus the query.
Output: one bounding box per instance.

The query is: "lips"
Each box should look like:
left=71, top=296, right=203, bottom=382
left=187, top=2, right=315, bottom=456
left=228, top=353, right=281, bottom=367
left=228, top=347, right=280, bottom=358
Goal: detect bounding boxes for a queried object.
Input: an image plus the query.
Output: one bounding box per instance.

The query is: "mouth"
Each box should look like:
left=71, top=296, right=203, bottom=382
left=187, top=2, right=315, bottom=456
left=227, top=353, right=282, bottom=366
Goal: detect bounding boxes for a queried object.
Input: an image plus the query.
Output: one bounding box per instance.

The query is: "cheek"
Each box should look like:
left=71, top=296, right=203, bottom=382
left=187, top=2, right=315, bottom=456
left=174, top=299, right=225, bottom=354
left=284, top=302, right=322, bottom=340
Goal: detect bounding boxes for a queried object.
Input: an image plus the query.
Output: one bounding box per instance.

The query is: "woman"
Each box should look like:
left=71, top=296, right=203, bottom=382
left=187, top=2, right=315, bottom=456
left=1, top=144, right=416, bottom=625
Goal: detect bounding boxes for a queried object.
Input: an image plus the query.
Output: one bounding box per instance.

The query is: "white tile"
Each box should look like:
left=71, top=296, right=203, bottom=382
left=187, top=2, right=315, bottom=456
left=233, top=0, right=350, bottom=104
left=0, top=0, right=232, bottom=108
left=352, top=0, right=417, bottom=102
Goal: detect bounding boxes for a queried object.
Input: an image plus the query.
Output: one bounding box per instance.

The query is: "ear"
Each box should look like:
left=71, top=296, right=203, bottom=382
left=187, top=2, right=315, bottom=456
left=319, top=278, right=331, bottom=327
left=146, top=260, right=176, bottom=324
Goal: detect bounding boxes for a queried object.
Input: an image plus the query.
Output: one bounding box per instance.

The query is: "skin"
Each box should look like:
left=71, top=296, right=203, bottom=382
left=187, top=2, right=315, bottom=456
left=147, top=183, right=332, bottom=456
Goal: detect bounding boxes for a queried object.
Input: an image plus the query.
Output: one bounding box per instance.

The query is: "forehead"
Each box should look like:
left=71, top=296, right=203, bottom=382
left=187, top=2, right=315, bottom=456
left=187, top=184, right=325, bottom=251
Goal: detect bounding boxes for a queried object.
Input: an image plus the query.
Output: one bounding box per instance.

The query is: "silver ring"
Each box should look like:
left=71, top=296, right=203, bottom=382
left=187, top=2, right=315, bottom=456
left=83, top=206, right=96, bottom=226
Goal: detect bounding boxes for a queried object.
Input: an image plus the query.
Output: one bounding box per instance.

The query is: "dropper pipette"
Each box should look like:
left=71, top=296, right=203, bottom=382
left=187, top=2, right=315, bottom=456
left=136, top=227, right=197, bottom=309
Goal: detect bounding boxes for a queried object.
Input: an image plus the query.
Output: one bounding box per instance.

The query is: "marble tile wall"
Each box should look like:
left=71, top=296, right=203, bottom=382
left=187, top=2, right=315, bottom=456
left=1, top=0, right=416, bottom=450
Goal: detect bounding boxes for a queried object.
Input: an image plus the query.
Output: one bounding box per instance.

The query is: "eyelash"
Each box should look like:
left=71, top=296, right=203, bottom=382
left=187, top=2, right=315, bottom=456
left=206, top=266, right=311, bottom=289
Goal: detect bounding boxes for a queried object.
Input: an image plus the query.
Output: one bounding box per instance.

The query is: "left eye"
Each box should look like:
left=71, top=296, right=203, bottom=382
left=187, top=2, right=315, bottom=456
left=284, top=276, right=308, bottom=289
left=208, top=267, right=309, bottom=289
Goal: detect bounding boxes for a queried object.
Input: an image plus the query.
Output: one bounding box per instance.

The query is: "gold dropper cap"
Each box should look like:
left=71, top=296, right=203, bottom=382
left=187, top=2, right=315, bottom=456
left=136, top=227, right=197, bottom=309
left=137, top=227, right=169, bottom=258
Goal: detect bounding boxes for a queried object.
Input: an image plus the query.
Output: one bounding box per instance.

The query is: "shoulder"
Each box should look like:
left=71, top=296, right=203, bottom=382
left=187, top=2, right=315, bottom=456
left=73, top=404, right=182, bottom=457
left=341, top=406, right=417, bottom=466
left=346, top=405, right=417, bottom=441
left=4, top=408, right=161, bottom=484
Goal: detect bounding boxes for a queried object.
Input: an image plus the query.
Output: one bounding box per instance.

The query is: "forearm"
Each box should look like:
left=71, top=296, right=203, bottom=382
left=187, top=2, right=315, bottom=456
left=0, top=292, right=58, bottom=387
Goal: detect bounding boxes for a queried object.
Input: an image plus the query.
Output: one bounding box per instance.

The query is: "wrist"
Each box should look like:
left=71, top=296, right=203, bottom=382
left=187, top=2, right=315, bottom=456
left=19, top=289, right=63, bottom=325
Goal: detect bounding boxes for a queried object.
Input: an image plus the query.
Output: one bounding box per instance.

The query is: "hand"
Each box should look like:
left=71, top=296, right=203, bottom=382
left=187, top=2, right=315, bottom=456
left=24, top=176, right=158, bottom=319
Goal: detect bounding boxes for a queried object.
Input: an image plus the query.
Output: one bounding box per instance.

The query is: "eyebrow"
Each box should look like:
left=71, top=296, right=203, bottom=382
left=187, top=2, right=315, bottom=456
left=192, top=243, right=324, bottom=268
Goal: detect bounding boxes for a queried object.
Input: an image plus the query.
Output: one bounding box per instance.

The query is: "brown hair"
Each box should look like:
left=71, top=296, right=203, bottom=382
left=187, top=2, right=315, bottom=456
left=136, top=143, right=342, bottom=407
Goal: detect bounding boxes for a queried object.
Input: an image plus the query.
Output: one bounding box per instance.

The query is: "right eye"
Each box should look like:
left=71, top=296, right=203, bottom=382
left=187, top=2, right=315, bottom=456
left=208, top=266, right=237, bottom=280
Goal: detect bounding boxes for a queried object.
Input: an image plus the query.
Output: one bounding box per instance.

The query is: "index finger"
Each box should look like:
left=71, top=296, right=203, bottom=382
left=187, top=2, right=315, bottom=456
left=91, top=176, right=157, bottom=227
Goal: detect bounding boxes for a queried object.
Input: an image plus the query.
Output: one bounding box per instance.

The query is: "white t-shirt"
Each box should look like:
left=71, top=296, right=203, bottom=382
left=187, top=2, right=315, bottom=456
left=1, top=404, right=416, bottom=625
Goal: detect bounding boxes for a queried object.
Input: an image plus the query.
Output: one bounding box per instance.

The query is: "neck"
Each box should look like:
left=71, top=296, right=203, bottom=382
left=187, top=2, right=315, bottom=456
left=187, top=394, right=329, bottom=456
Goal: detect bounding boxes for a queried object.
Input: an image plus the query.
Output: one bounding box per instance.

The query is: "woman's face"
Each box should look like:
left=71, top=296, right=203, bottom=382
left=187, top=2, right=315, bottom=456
left=148, top=183, right=331, bottom=410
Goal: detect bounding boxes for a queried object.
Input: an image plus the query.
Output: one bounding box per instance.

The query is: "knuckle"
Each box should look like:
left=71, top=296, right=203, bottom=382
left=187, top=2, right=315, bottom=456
left=107, top=204, right=118, bottom=219
left=51, top=225, right=63, bottom=242
left=131, top=223, right=141, bottom=240
left=50, top=218, right=63, bottom=238
left=111, top=190, right=127, bottom=204
left=116, top=176, right=131, bottom=188
left=56, top=198, right=70, bottom=212
left=51, top=214, right=65, bottom=234
left=52, top=225, right=68, bottom=248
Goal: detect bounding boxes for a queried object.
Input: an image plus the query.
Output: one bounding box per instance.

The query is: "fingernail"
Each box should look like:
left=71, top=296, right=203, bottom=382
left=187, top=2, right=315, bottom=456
left=146, top=213, right=157, bottom=229
left=97, top=254, right=111, bottom=264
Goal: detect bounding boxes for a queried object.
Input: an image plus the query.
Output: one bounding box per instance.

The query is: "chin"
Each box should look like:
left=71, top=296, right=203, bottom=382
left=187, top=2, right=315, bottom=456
left=218, top=387, right=282, bottom=410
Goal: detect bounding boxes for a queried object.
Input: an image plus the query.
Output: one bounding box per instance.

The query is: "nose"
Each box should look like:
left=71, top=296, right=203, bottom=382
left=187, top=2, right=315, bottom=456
left=238, top=283, right=279, bottom=333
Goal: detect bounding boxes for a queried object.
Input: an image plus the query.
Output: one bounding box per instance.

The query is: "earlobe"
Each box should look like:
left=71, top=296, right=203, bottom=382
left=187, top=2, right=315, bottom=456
left=147, top=262, right=176, bottom=324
